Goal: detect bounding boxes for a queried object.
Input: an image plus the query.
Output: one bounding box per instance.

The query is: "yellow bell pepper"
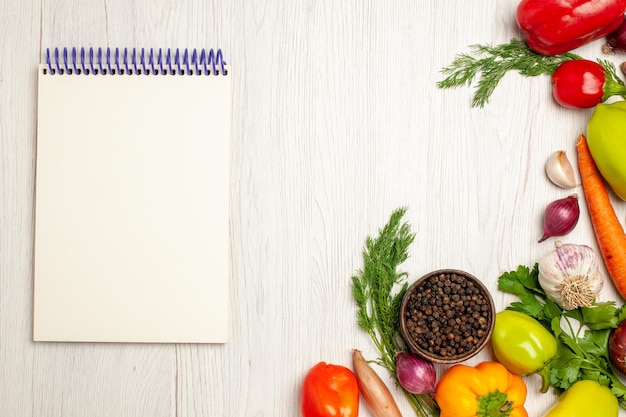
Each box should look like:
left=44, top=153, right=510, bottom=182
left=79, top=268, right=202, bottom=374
left=435, top=361, right=528, bottom=417
left=587, top=100, right=626, bottom=200
left=543, top=380, right=618, bottom=417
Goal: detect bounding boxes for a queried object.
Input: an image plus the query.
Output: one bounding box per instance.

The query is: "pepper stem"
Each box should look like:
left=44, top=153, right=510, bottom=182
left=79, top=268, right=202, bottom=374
left=477, top=390, right=516, bottom=417
left=499, top=400, right=513, bottom=413
left=537, top=363, right=552, bottom=393
left=602, top=73, right=626, bottom=102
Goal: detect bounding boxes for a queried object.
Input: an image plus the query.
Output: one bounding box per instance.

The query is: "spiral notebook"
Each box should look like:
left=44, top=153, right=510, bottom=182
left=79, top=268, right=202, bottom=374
left=33, top=47, right=231, bottom=343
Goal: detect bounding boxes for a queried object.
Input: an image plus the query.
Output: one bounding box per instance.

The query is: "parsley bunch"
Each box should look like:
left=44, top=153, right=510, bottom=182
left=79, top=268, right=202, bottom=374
left=498, top=264, right=626, bottom=408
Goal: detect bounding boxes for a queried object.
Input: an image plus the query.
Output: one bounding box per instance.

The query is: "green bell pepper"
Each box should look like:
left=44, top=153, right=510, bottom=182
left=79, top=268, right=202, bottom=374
left=587, top=100, right=626, bottom=200
left=491, top=310, right=557, bottom=392
left=543, top=380, right=618, bottom=417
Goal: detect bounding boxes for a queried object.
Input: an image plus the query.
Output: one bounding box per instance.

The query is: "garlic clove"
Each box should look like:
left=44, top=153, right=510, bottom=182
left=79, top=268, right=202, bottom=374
left=546, top=150, right=577, bottom=189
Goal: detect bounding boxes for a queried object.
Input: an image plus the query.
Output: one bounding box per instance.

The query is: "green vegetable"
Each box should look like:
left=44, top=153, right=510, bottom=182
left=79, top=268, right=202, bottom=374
left=437, top=38, right=625, bottom=108
left=437, top=39, right=582, bottom=107
left=543, top=380, right=618, bottom=417
left=352, top=208, right=438, bottom=417
left=587, top=100, right=626, bottom=201
left=491, top=310, right=557, bottom=392
left=498, top=264, right=626, bottom=408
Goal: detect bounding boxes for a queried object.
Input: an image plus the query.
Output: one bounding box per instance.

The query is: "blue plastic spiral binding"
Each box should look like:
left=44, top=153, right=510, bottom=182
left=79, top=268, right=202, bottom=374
left=44, top=47, right=227, bottom=76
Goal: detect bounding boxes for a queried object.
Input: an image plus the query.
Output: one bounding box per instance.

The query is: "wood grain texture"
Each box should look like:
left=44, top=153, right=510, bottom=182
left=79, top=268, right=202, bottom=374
left=2, top=0, right=626, bottom=415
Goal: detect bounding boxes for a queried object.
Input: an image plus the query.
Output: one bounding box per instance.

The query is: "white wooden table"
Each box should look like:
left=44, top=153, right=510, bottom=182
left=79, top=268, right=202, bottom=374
left=2, top=0, right=626, bottom=416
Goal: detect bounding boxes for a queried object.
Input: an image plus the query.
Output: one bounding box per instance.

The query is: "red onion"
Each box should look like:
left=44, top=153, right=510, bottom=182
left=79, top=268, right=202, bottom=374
left=609, top=321, right=626, bottom=374
left=538, top=194, right=580, bottom=243
left=604, top=15, right=626, bottom=54
left=395, top=352, right=436, bottom=394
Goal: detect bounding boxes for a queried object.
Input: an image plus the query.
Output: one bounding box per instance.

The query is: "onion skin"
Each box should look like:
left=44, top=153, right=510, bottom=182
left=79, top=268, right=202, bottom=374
left=539, top=194, right=580, bottom=243
left=609, top=321, right=626, bottom=374
left=352, top=349, right=402, bottom=417
left=604, top=15, right=626, bottom=54
left=395, top=352, right=436, bottom=395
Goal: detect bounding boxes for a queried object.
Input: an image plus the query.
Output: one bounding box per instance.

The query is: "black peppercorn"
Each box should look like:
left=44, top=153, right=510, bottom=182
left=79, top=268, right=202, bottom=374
left=402, top=271, right=493, bottom=360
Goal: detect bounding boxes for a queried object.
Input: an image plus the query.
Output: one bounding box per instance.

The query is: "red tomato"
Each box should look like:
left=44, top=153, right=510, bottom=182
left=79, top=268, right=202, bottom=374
left=301, top=362, right=359, bottom=417
left=551, top=60, right=605, bottom=109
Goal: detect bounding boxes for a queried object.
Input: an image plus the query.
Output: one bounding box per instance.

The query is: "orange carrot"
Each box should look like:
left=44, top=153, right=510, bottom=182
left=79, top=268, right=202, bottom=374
left=576, top=134, right=626, bottom=299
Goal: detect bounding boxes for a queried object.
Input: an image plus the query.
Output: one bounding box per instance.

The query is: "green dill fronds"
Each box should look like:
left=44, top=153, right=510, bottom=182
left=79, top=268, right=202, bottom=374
left=438, top=38, right=583, bottom=107
left=352, top=208, right=438, bottom=417
left=352, top=207, right=414, bottom=364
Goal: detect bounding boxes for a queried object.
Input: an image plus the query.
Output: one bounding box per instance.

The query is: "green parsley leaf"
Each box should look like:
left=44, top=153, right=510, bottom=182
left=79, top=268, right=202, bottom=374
left=550, top=346, right=582, bottom=388
left=543, top=298, right=562, bottom=323
left=516, top=263, right=542, bottom=293
left=550, top=316, right=564, bottom=338
left=617, top=305, right=626, bottom=323
left=582, top=302, right=620, bottom=330
left=497, top=269, right=529, bottom=296
left=508, top=299, right=545, bottom=318
left=578, top=330, right=610, bottom=358
left=498, top=265, right=547, bottom=320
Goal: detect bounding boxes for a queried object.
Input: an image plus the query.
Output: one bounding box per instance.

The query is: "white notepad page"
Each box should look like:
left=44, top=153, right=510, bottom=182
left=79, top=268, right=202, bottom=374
left=34, top=63, right=231, bottom=343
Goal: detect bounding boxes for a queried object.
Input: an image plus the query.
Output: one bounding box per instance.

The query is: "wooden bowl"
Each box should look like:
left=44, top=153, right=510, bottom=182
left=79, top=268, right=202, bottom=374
left=399, top=269, right=495, bottom=364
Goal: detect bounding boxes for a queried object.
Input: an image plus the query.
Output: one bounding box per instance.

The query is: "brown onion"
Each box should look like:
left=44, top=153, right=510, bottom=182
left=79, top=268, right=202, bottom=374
left=609, top=321, right=626, bottom=374
left=538, top=194, right=580, bottom=243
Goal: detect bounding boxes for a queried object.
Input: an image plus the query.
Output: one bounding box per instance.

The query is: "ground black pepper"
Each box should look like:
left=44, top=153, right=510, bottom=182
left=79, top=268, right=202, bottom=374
left=403, top=272, right=492, bottom=358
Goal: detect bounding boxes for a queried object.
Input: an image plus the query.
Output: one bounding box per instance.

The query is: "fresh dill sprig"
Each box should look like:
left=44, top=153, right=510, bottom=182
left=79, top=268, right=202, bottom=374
left=352, top=207, right=412, bottom=366
left=437, top=38, right=582, bottom=107
left=352, top=207, right=439, bottom=417
left=599, top=58, right=624, bottom=86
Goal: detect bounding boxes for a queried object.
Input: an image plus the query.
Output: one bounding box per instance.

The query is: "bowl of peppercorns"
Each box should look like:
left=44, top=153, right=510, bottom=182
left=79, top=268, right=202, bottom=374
left=399, top=269, right=495, bottom=364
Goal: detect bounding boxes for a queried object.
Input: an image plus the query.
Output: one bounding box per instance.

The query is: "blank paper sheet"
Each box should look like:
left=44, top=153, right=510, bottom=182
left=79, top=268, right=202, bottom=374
left=34, top=65, right=231, bottom=343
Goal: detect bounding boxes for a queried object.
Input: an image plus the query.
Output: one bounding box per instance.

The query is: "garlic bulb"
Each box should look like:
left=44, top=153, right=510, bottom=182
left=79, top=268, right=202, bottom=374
left=538, top=241, right=603, bottom=310
left=545, top=151, right=577, bottom=189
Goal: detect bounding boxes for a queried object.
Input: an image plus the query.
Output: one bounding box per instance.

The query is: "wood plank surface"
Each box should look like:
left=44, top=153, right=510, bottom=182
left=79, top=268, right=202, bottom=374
left=1, top=0, right=625, bottom=415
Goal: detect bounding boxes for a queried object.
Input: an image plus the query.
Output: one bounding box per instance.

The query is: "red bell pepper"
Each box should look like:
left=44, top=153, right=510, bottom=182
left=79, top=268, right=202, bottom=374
left=516, top=0, right=626, bottom=55
left=301, top=362, right=359, bottom=417
left=551, top=60, right=626, bottom=108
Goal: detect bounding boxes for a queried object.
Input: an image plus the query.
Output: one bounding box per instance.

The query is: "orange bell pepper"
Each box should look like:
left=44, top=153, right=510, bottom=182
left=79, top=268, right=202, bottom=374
left=435, top=362, right=528, bottom=417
